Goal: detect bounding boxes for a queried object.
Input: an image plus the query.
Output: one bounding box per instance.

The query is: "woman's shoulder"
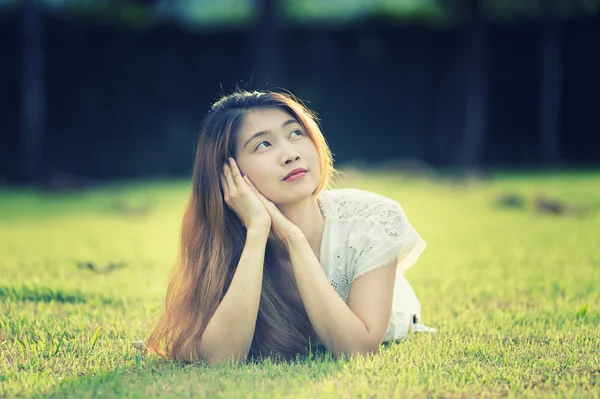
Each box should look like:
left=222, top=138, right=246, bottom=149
left=320, top=188, right=403, bottom=221
left=322, top=188, right=426, bottom=278
left=324, top=188, right=400, bottom=212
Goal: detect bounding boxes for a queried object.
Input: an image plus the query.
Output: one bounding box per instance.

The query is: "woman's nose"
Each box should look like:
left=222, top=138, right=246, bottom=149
left=281, top=145, right=301, bottom=164
left=283, top=153, right=301, bottom=164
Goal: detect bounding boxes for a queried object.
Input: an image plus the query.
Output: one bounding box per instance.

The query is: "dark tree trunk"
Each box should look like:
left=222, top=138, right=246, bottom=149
left=457, top=0, right=488, bottom=170
left=431, top=37, right=467, bottom=166
left=20, top=0, right=46, bottom=184
left=540, top=0, right=563, bottom=166
left=253, top=0, right=283, bottom=89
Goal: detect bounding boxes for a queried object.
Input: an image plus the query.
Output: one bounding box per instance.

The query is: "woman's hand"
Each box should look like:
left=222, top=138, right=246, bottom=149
left=221, top=157, right=271, bottom=233
left=243, top=176, right=303, bottom=245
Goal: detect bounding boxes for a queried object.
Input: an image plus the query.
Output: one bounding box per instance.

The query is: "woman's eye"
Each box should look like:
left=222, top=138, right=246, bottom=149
left=255, top=141, right=271, bottom=150
left=290, top=130, right=303, bottom=137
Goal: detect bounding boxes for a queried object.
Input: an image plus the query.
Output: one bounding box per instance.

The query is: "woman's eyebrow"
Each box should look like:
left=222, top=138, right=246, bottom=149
left=243, top=131, right=270, bottom=149
left=242, top=119, right=299, bottom=149
left=282, top=119, right=299, bottom=128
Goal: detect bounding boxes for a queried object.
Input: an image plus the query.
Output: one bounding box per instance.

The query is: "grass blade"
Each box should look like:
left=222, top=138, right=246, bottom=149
left=52, top=331, right=67, bottom=356
left=89, top=327, right=101, bottom=352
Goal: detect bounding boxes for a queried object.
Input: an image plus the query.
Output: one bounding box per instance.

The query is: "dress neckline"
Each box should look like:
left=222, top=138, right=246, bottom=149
left=316, top=190, right=332, bottom=275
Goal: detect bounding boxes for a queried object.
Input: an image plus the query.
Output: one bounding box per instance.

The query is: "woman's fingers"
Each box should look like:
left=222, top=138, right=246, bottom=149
left=228, top=157, right=244, bottom=184
left=220, top=174, right=229, bottom=197
left=223, top=162, right=236, bottom=194
left=244, top=176, right=270, bottom=205
left=244, top=176, right=261, bottom=197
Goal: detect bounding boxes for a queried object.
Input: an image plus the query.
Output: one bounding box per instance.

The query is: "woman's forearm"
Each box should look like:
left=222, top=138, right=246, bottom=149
left=285, top=234, right=377, bottom=357
left=197, top=228, right=269, bottom=365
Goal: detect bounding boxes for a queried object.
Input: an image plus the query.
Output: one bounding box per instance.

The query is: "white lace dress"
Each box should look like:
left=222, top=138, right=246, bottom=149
left=131, top=188, right=434, bottom=353
left=317, top=188, right=435, bottom=342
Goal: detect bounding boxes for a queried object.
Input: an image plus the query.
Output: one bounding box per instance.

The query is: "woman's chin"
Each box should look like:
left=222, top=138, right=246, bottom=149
left=273, top=188, right=318, bottom=206
left=267, top=176, right=317, bottom=204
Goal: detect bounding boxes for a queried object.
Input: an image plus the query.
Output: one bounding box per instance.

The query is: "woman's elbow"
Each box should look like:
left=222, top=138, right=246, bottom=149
left=203, top=353, right=246, bottom=367
left=194, top=338, right=248, bottom=367
left=201, top=346, right=249, bottom=367
left=356, top=343, right=382, bottom=358
left=334, top=340, right=383, bottom=359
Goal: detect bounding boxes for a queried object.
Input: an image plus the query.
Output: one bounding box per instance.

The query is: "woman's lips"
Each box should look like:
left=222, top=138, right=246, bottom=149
left=283, top=171, right=307, bottom=182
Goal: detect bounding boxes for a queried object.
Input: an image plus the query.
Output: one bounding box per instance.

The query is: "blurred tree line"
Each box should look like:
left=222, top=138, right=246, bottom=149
left=1, top=0, right=599, bottom=184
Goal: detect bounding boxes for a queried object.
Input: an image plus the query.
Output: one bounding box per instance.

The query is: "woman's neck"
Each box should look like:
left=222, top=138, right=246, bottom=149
left=270, top=195, right=325, bottom=262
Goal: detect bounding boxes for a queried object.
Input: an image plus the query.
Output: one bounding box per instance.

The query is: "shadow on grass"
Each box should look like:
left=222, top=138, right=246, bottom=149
left=29, top=347, right=339, bottom=399
left=0, top=284, right=121, bottom=305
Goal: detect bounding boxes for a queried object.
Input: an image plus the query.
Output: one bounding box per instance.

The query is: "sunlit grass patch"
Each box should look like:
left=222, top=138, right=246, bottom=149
left=1, top=170, right=599, bottom=398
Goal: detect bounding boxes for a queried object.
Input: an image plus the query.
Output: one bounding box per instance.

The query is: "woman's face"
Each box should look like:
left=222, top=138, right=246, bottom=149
left=233, top=107, right=321, bottom=205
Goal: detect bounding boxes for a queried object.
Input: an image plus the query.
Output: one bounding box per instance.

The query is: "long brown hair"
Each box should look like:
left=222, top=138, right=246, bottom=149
left=146, top=90, right=335, bottom=362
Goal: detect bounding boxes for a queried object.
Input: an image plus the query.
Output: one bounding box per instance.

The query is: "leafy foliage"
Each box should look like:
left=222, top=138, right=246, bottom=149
left=1, top=0, right=598, bottom=27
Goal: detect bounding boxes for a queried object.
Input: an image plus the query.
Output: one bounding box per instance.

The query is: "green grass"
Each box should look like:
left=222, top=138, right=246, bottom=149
left=1, top=170, right=599, bottom=398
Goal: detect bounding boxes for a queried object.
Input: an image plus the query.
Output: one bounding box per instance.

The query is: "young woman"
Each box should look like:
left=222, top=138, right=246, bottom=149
left=140, top=90, right=434, bottom=365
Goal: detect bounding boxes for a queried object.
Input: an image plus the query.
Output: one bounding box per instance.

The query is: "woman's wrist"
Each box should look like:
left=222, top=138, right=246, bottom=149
left=246, top=225, right=271, bottom=240
left=282, top=228, right=306, bottom=250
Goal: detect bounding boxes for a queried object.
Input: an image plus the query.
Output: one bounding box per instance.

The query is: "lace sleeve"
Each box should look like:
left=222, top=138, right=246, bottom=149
left=351, top=199, right=426, bottom=282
